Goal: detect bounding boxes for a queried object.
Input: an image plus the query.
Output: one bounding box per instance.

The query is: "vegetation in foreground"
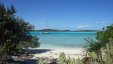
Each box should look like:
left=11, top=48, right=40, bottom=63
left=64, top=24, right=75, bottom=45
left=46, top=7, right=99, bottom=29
left=1, top=2, right=113, bottom=64
left=0, top=3, right=40, bottom=64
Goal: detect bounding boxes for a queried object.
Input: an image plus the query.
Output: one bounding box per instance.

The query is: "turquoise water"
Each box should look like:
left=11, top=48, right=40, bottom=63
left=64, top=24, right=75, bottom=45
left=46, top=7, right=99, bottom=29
left=30, top=32, right=96, bottom=48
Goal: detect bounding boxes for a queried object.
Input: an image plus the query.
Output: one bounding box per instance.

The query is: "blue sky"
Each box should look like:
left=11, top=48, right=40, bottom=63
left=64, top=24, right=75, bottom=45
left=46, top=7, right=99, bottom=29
left=1, top=0, right=113, bottom=30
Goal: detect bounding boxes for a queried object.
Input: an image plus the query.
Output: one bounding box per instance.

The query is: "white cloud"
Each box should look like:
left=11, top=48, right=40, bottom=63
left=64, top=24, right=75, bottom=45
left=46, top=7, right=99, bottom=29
left=96, top=21, right=105, bottom=24
left=77, top=25, right=92, bottom=29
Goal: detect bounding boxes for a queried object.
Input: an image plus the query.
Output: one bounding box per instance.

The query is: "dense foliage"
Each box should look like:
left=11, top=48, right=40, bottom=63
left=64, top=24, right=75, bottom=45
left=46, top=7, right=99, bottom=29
left=85, top=24, right=113, bottom=64
left=0, top=3, right=39, bottom=62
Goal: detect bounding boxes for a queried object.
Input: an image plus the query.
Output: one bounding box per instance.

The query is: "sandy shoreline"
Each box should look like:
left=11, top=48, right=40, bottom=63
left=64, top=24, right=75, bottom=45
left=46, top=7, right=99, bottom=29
left=30, top=48, right=86, bottom=60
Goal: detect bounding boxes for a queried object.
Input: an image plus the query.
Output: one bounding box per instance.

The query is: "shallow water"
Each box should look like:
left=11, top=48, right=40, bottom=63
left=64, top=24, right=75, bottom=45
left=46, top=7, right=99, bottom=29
left=30, top=32, right=96, bottom=48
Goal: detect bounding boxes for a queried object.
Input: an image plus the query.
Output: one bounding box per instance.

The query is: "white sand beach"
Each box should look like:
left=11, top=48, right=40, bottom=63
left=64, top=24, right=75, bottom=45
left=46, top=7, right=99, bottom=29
left=30, top=48, right=86, bottom=60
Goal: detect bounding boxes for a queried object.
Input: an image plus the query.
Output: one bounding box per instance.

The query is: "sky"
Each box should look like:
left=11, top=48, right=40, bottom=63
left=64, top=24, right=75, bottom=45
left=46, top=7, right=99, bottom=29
left=0, top=0, right=113, bottom=30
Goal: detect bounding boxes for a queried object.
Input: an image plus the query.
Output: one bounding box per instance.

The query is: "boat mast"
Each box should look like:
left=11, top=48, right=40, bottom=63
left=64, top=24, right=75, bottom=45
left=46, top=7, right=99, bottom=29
left=45, top=19, right=49, bottom=29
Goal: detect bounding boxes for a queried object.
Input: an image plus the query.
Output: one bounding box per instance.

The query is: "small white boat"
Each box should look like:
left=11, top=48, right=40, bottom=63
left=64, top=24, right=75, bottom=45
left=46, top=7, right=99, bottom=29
left=40, top=32, right=49, bottom=34
left=42, top=32, right=49, bottom=34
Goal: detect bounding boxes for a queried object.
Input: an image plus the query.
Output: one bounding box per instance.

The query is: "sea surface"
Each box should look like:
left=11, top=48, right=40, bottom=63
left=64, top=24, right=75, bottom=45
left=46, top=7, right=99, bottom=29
left=30, top=32, right=96, bottom=48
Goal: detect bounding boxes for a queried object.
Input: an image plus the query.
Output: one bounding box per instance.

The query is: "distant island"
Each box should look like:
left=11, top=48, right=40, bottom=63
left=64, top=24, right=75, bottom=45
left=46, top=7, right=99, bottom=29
left=74, top=30, right=100, bottom=32
left=30, top=29, right=100, bottom=32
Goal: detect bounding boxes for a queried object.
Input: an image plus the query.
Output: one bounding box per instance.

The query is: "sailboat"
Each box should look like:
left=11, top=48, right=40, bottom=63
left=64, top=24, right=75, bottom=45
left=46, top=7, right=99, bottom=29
left=42, top=32, right=49, bottom=34
left=41, top=20, right=49, bottom=34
